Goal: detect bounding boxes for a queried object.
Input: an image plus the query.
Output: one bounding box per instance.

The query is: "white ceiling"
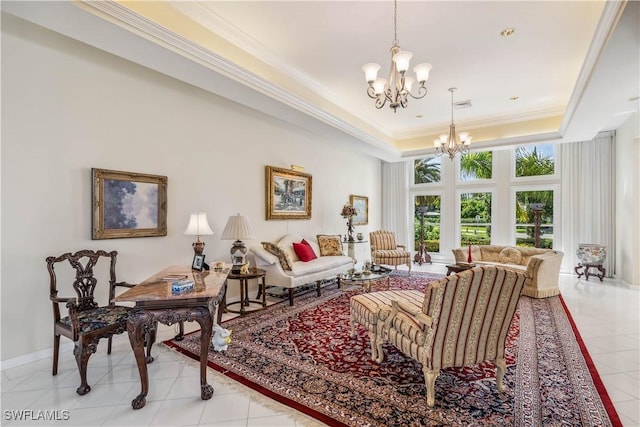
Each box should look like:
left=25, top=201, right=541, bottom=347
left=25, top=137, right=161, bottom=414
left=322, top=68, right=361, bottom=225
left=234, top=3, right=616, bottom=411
left=3, top=1, right=638, bottom=161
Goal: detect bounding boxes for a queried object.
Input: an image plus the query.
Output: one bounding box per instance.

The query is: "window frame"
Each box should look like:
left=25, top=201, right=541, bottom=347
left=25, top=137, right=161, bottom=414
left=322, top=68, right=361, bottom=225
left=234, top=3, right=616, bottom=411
left=412, top=156, right=443, bottom=187
left=509, top=184, right=560, bottom=248
left=455, top=149, right=497, bottom=186
left=411, top=190, right=444, bottom=254
left=456, top=187, right=495, bottom=247
left=511, top=143, right=560, bottom=182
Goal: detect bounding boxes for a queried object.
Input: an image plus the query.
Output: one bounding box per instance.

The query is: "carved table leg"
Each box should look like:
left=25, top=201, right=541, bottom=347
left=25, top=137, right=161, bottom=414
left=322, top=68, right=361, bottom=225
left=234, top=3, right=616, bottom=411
left=128, top=311, right=154, bottom=409
left=193, top=307, right=214, bottom=400
left=575, top=264, right=585, bottom=278
left=174, top=321, right=185, bottom=341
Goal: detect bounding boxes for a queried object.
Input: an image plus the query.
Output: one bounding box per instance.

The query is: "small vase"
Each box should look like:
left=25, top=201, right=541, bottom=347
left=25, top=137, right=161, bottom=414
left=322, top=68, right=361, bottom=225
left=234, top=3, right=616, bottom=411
left=357, top=233, right=363, bottom=241
left=467, top=244, right=473, bottom=263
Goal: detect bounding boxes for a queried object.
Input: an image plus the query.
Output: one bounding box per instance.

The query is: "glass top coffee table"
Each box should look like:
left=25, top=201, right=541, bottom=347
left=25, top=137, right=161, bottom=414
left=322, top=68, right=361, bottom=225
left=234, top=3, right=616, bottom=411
left=338, top=265, right=392, bottom=293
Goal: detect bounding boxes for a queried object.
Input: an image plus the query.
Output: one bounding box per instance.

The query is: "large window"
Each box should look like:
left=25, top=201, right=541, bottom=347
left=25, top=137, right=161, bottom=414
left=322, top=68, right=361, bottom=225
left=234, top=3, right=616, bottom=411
left=460, top=150, right=493, bottom=181
left=414, top=157, right=441, bottom=184
left=459, top=192, right=492, bottom=246
left=515, top=189, right=555, bottom=248
left=515, top=144, right=555, bottom=177
left=414, top=195, right=441, bottom=252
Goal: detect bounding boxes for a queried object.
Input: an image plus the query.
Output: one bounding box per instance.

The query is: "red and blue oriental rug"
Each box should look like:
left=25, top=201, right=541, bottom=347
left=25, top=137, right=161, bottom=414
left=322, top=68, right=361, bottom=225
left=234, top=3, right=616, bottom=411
left=164, top=272, right=621, bottom=426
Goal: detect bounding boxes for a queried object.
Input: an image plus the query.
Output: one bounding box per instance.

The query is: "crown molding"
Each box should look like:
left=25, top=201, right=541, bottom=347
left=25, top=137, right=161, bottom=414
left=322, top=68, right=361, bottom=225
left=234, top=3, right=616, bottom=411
left=395, top=107, right=567, bottom=140
left=400, top=131, right=562, bottom=159
left=79, top=0, right=399, bottom=159
left=171, top=2, right=392, bottom=139
left=559, top=0, right=627, bottom=135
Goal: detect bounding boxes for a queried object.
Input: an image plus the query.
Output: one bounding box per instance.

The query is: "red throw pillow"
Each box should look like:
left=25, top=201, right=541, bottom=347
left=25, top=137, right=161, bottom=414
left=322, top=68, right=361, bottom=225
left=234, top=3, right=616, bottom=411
left=293, top=242, right=317, bottom=262
left=301, top=239, right=312, bottom=247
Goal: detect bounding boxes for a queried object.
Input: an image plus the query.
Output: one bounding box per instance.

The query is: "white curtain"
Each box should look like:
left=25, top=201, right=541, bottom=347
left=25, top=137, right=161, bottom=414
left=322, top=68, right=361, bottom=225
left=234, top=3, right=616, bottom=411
left=381, top=161, right=410, bottom=247
left=560, top=131, right=615, bottom=276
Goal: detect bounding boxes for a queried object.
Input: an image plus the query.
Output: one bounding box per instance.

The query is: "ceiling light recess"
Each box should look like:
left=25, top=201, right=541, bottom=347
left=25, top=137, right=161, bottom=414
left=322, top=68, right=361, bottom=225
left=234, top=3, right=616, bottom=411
left=362, top=0, right=432, bottom=113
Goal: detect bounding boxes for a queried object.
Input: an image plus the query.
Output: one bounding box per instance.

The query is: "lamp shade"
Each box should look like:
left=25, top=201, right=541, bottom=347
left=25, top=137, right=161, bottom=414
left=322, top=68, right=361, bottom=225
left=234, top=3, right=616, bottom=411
left=184, top=213, right=214, bottom=236
left=220, top=214, right=254, bottom=240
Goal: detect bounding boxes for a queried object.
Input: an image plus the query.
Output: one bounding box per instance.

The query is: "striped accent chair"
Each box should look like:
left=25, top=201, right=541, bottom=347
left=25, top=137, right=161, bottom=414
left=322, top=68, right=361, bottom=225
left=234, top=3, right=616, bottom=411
left=381, top=265, right=526, bottom=406
left=369, top=230, right=411, bottom=275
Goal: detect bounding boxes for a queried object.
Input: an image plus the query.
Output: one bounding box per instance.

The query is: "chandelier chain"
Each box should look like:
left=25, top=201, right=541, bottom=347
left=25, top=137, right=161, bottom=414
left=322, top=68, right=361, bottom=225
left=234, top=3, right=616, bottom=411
left=393, top=0, right=398, bottom=46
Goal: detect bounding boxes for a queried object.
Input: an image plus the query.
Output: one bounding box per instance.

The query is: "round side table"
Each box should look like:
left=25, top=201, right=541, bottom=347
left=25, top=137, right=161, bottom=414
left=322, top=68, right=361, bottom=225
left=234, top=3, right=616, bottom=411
left=224, top=268, right=267, bottom=315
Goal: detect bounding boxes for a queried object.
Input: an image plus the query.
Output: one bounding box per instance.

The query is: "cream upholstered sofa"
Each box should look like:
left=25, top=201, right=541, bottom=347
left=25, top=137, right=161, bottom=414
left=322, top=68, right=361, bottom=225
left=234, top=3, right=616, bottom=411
left=251, top=234, right=353, bottom=306
left=452, top=245, right=563, bottom=298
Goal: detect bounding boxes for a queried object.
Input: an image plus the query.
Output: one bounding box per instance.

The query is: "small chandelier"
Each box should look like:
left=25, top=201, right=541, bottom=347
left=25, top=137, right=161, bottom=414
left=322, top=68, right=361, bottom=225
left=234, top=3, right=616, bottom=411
left=434, top=87, right=471, bottom=159
left=362, top=0, right=432, bottom=113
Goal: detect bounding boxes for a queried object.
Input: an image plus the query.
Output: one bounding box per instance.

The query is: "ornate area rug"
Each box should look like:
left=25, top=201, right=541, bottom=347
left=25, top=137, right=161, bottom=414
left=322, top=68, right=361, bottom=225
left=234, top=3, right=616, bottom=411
left=164, top=272, right=621, bottom=426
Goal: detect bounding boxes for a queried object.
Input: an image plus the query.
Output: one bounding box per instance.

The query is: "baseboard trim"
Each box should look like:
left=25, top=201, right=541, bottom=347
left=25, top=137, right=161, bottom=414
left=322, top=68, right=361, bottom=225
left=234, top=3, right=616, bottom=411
left=1, top=342, right=73, bottom=371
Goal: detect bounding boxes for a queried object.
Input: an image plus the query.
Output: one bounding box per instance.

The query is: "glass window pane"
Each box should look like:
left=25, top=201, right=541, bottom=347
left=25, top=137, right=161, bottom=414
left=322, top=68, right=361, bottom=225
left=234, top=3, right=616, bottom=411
left=515, top=190, right=554, bottom=248
left=414, top=195, right=440, bottom=252
left=414, top=157, right=441, bottom=184
left=460, top=192, right=491, bottom=246
left=515, top=144, right=555, bottom=177
left=460, top=151, right=493, bottom=181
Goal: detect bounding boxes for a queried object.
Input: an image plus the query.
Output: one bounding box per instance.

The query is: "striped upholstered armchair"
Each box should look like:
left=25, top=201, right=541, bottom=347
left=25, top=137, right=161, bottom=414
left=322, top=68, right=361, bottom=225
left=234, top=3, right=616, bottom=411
left=381, top=265, right=525, bottom=406
left=369, top=230, right=411, bottom=275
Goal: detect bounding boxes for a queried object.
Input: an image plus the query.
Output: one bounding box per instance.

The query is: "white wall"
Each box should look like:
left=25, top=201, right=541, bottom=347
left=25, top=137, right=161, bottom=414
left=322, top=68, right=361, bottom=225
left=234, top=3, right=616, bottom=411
left=1, top=14, right=381, bottom=361
left=615, top=112, right=640, bottom=285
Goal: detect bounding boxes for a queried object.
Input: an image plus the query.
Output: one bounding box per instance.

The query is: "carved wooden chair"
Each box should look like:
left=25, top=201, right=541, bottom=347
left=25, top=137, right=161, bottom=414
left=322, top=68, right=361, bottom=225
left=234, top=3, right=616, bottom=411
left=369, top=230, right=411, bottom=275
left=380, top=265, right=525, bottom=406
left=47, top=249, right=152, bottom=395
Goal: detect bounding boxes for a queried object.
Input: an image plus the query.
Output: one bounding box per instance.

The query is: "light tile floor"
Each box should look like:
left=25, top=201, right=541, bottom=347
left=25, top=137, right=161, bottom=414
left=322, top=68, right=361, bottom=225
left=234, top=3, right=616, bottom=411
left=2, top=263, right=639, bottom=426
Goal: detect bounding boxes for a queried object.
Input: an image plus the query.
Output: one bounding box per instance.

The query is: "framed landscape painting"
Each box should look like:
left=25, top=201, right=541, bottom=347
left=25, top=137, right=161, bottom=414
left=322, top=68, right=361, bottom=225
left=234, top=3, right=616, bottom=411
left=350, top=194, right=368, bottom=225
left=92, top=168, right=167, bottom=239
left=265, top=166, right=312, bottom=220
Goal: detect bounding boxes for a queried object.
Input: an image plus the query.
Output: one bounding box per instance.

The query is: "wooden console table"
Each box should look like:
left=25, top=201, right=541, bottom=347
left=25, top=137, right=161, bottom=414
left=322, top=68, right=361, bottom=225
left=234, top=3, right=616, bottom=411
left=114, top=265, right=229, bottom=409
left=446, top=263, right=476, bottom=276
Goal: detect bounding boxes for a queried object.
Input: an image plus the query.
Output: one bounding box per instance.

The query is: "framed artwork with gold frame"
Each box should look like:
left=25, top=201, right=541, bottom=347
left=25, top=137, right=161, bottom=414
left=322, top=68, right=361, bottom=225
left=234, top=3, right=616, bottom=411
left=350, top=194, right=368, bottom=225
left=92, top=168, right=167, bottom=239
left=265, top=166, right=312, bottom=220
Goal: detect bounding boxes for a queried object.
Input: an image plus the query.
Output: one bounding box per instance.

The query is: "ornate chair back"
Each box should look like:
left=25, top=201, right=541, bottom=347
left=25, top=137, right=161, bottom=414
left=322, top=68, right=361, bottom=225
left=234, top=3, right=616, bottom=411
left=47, top=249, right=135, bottom=395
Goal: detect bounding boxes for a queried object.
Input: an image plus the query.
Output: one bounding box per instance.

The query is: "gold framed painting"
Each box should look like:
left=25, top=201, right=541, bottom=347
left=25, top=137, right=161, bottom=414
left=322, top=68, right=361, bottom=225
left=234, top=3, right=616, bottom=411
left=265, top=166, right=312, bottom=220
left=350, top=194, right=368, bottom=225
left=92, top=168, right=168, bottom=239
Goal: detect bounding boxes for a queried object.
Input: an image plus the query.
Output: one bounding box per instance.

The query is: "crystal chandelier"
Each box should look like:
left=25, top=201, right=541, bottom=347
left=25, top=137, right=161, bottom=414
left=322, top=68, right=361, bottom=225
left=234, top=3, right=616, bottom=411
left=362, top=0, right=432, bottom=113
left=434, top=87, right=471, bottom=159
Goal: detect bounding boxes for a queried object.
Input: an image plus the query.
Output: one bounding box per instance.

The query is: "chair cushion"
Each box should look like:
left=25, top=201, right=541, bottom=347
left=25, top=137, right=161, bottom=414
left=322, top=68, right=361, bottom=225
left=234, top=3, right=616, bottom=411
left=60, top=305, right=130, bottom=334
left=387, top=310, right=427, bottom=347
left=350, top=290, right=424, bottom=329
left=293, top=241, right=317, bottom=262
left=374, top=250, right=410, bottom=261
left=316, top=235, right=344, bottom=256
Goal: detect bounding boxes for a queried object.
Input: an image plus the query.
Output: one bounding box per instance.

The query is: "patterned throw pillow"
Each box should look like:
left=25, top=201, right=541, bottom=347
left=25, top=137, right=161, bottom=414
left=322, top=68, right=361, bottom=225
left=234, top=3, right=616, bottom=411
left=316, top=235, right=344, bottom=256
left=261, top=241, right=293, bottom=270
left=499, top=247, right=522, bottom=265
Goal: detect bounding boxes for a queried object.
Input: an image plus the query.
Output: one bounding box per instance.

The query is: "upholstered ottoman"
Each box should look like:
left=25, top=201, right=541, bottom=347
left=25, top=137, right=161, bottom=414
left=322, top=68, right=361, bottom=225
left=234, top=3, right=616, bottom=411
left=349, top=290, right=424, bottom=363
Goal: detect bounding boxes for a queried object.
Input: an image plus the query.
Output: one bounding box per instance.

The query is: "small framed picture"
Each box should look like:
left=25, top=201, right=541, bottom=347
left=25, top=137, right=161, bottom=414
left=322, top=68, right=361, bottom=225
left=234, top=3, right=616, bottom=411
left=192, top=254, right=206, bottom=271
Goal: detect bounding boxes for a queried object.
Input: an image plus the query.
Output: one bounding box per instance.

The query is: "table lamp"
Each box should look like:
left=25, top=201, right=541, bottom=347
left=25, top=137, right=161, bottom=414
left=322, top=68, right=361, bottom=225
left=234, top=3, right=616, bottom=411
left=220, top=213, right=254, bottom=273
left=184, top=212, right=214, bottom=256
